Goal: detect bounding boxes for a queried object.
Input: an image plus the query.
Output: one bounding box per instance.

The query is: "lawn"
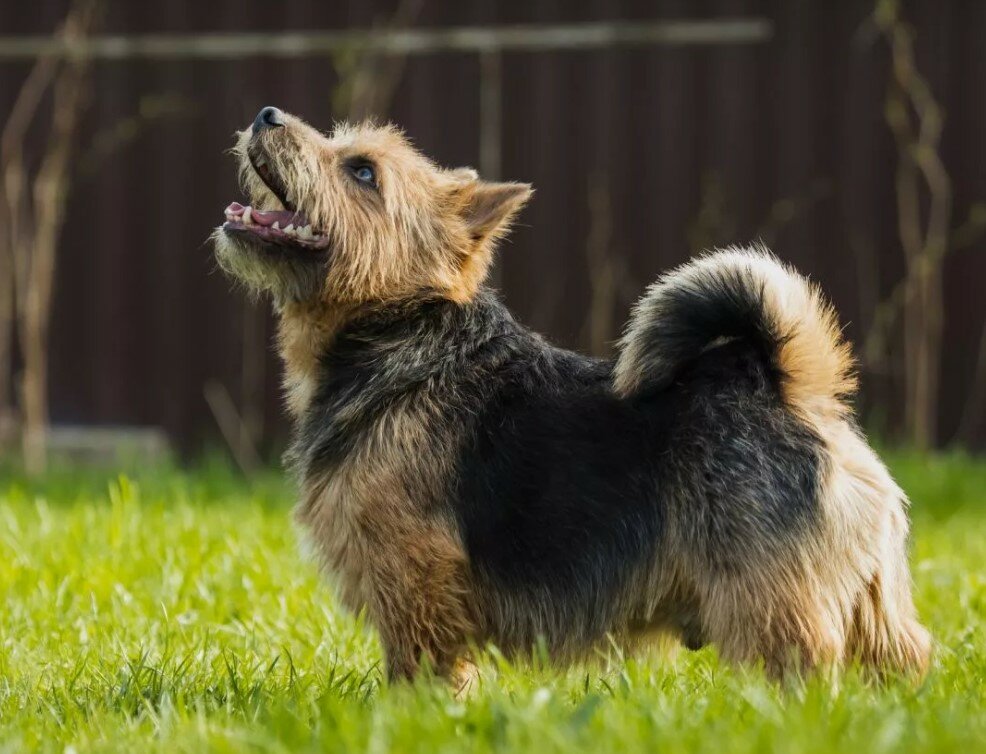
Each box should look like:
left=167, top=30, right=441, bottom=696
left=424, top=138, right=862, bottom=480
left=1, top=452, right=985, bottom=753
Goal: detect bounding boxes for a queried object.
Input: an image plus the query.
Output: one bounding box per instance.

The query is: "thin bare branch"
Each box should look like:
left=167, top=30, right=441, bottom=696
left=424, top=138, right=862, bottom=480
left=204, top=380, right=262, bottom=474
left=13, top=0, right=100, bottom=472
left=866, top=0, right=976, bottom=448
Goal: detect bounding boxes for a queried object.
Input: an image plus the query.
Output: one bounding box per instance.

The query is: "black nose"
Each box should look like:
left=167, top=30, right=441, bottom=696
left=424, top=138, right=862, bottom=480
left=252, top=106, right=285, bottom=135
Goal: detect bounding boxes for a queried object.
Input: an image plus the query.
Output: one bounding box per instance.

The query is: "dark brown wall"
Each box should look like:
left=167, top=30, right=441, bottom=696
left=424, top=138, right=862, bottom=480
left=3, top=0, right=985, bottom=453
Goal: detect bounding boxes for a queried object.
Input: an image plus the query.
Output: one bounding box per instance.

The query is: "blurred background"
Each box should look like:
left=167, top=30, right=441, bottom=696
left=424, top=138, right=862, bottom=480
left=1, top=0, right=984, bottom=473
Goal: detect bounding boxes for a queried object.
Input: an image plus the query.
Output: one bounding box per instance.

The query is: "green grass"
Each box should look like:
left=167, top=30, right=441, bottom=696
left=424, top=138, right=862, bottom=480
left=1, top=452, right=985, bottom=753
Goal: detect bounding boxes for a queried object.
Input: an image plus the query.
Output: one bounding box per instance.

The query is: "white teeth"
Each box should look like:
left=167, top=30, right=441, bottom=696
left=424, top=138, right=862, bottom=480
left=272, top=221, right=280, bottom=230
left=242, top=206, right=253, bottom=225
left=298, top=225, right=313, bottom=240
left=283, top=223, right=295, bottom=235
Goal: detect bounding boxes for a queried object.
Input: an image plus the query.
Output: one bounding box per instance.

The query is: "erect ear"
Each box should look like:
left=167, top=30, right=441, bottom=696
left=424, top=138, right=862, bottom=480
left=457, top=180, right=533, bottom=244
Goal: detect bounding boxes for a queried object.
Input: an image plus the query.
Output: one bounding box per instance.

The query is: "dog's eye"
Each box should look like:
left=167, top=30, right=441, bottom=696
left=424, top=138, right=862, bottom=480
left=349, top=163, right=376, bottom=186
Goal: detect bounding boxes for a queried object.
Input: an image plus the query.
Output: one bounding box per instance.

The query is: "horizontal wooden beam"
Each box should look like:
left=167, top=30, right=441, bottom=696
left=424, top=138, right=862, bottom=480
left=0, top=19, right=774, bottom=61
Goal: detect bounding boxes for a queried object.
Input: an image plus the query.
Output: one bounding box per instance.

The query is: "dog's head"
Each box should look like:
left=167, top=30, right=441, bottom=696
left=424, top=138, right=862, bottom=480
left=214, top=107, right=532, bottom=308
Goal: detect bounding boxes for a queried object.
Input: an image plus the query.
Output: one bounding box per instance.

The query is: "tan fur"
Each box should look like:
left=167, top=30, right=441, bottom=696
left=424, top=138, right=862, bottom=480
left=294, top=399, right=476, bottom=680
left=276, top=301, right=349, bottom=417
left=450, top=657, right=482, bottom=698
left=227, top=117, right=530, bottom=309
left=821, top=420, right=932, bottom=675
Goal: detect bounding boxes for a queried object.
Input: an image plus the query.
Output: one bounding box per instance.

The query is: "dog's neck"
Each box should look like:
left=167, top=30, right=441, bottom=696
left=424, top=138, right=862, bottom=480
left=276, top=289, right=508, bottom=421
left=283, top=289, right=514, bottom=482
left=276, top=299, right=349, bottom=419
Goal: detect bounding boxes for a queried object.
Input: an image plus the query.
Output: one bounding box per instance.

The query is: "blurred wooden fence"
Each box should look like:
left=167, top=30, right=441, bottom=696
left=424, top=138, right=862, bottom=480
left=1, top=0, right=984, bottom=454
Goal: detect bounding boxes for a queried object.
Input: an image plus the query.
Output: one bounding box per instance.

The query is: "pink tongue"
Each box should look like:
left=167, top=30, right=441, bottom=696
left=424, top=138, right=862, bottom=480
left=224, top=203, right=308, bottom=227
left=252, top=208, right=305, bottom=227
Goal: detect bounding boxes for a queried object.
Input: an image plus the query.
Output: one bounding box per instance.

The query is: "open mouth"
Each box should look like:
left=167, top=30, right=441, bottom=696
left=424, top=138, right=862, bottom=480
left=222, top=202, right=330, bottom=250
left=222, top=147, right=329, bottom=251
left=249, top=146, right=294, bottom=211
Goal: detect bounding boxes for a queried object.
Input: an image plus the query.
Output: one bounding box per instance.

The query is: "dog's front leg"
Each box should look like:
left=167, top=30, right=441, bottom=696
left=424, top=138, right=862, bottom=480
left=371, top=578, right=471, bottom=684
left=361, top=520, right=475, bottom=685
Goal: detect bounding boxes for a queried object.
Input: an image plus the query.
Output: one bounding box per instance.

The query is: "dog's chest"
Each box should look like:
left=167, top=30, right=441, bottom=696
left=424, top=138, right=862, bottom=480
left=295, top=464, right=375, bottom=611
left=294, top=400, right=455, bottom=611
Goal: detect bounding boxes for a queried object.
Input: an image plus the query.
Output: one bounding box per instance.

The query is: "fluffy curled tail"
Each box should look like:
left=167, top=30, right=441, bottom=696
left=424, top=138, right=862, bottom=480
left=613, top=246, right=856, bottom=424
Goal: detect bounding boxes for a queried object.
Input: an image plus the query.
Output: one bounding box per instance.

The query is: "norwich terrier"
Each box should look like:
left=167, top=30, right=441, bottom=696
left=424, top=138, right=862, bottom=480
left=214, top=106, right=931, bottom=685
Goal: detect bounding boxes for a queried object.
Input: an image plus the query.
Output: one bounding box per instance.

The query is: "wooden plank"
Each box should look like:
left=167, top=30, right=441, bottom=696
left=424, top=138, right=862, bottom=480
left=0, top=19, right=775, bottom=61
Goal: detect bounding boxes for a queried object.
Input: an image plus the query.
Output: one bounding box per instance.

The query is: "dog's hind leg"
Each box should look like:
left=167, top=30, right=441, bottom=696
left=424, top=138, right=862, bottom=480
left=847, top=573, right=931, bottom=678
left=819, top=426, right=931, bottom=678
left=845, top=504, right=931, bottom=677
left=696, top=477, right=929, bottom=680
left=697, top=565, right=848, bottom=679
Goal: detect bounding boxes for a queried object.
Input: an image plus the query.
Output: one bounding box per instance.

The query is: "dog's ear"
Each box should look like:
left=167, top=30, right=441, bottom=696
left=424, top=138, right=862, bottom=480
left=453, top=177, right=533, bottom=246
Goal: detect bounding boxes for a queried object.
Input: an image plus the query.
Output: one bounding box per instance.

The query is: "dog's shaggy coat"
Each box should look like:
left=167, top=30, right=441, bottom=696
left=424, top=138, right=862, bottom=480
left=214, top=108, right=930, bottom=685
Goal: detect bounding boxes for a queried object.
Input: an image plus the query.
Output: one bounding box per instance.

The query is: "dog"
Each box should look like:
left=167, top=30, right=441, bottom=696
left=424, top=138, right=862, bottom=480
left=213, top=106, right=931, bottom=686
